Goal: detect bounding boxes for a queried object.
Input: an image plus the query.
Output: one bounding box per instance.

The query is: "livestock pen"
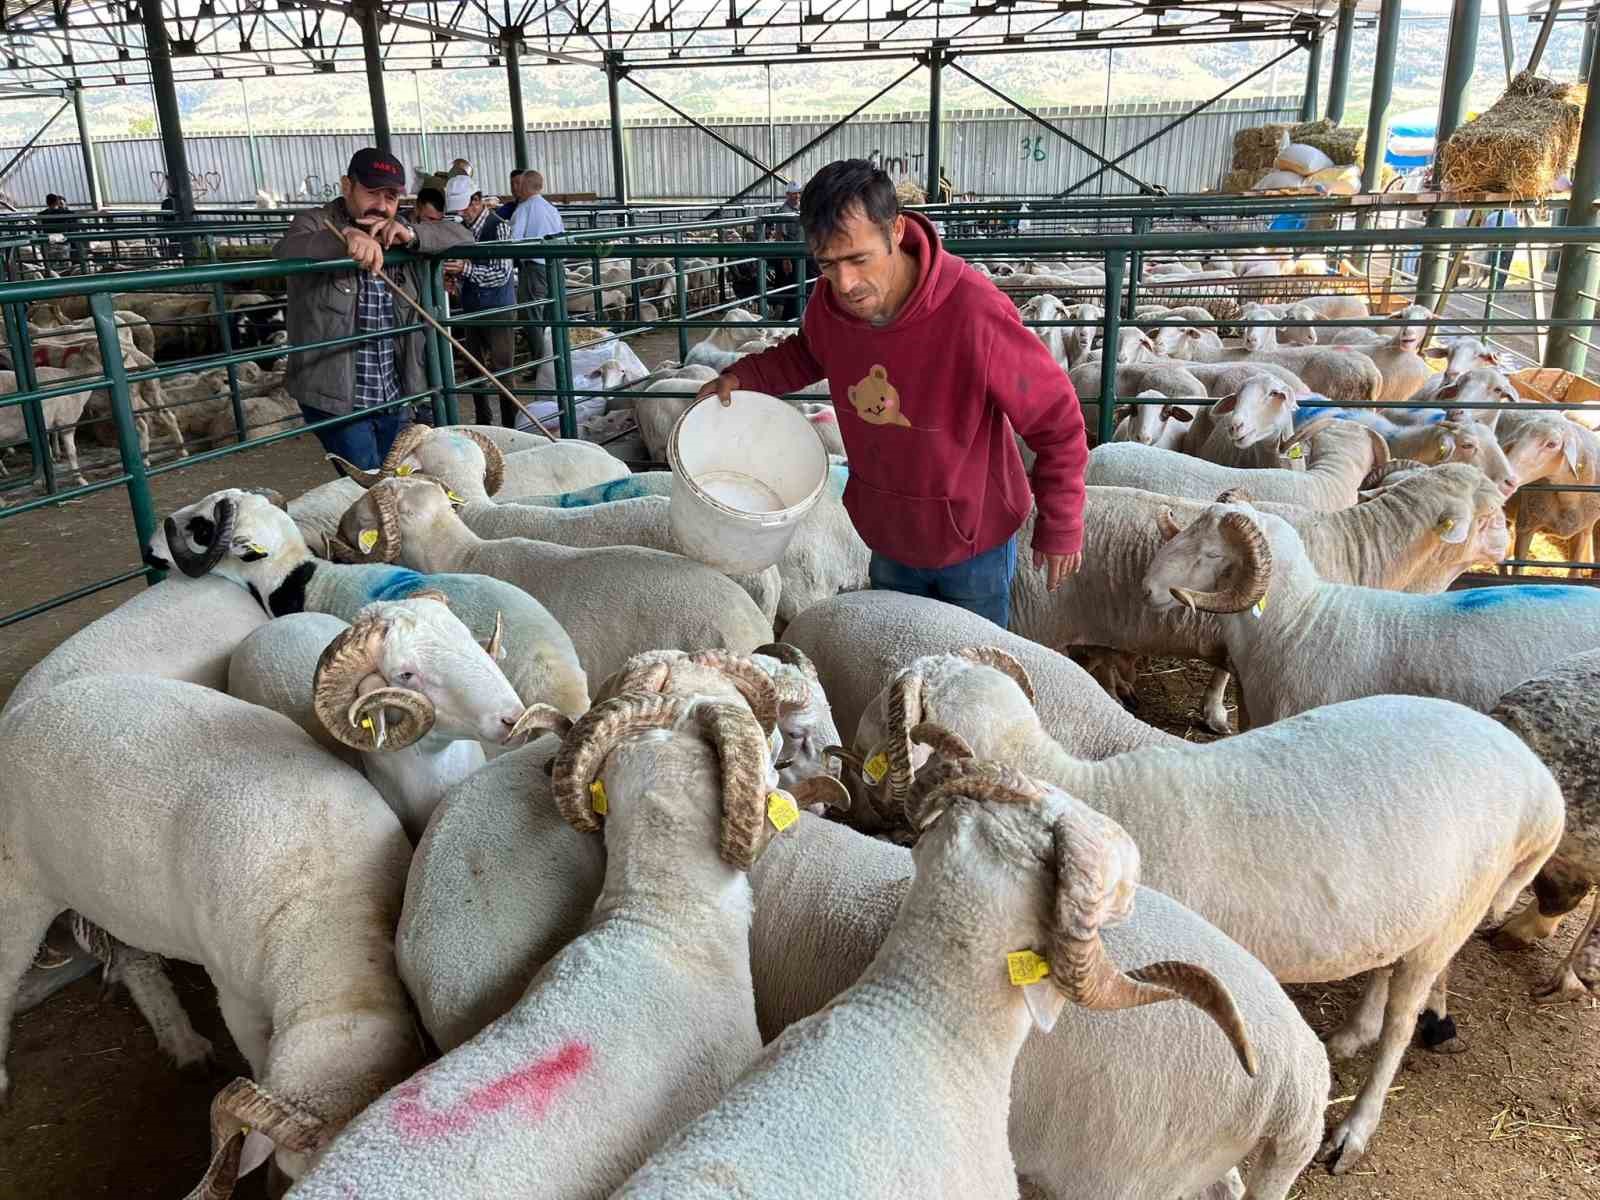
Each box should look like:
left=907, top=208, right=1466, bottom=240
left=0, top=199, right=1598, bottom=1199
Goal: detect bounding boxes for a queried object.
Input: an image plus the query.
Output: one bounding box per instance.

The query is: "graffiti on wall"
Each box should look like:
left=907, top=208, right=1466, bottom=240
left=151, top=168, right=223, bottom=198
left=300, top=173, right=339, bottom=200
left=865, top=148, right=925, bottom=179
left=1020, top=135, right=1048, bottom=163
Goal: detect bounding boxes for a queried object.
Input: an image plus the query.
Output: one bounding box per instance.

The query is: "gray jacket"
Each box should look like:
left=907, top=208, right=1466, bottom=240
left=272, top=198, right=473, bottom=415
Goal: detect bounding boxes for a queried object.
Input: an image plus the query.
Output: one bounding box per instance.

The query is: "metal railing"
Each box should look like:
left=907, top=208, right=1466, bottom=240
left=2, top=208, right=1597, bottom=630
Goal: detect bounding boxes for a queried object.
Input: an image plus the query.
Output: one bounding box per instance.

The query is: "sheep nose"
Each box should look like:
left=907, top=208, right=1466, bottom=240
left=1500, top=478, right=1518, bottom=497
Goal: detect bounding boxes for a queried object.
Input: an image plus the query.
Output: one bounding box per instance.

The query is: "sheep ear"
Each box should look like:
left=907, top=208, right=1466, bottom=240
left=1420, top=346, right=1449, bottom=360
left=1161, top=405, right=1194, bottom=423
left=1433, top=434, right=1455, bottom=462
left=1565, top=431, right=1583, bottom=474
left=1436, top=512, right=1471, bottom=544
left=1023, top=979, right=1068, bottom=1033
left=1212, top=393, right=1238, bottom=415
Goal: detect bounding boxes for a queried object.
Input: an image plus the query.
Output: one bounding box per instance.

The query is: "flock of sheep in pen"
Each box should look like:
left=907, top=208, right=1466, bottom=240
left=2, top=241, right=1600, bottom=1200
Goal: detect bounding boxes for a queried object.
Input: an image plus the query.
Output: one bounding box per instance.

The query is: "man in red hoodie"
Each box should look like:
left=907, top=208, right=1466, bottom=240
left=698, top=159, right=1087, bottom=628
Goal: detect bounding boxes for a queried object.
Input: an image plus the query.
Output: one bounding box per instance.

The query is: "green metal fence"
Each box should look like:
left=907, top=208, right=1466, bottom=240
left=2, top=205, right=1597, bottom=630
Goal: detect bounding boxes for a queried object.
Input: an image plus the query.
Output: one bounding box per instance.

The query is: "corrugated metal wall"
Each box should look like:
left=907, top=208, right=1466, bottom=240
left=0, top=95, right=1298, bottom=207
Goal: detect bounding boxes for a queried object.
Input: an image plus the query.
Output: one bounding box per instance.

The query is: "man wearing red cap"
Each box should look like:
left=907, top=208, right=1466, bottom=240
left=274, top=147, right=472, bottom=470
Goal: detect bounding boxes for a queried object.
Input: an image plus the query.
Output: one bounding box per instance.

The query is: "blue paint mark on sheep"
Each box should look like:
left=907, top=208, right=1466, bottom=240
left=1446, top=584, right=1600, bottom=612
left=366, top=567, right=430, bottom=602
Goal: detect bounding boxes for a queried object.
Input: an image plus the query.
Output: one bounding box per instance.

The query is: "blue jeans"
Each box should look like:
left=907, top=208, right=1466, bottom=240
left=301, top=404, right=408, bottom=472
left=869, top=536, right=1019, bottom=629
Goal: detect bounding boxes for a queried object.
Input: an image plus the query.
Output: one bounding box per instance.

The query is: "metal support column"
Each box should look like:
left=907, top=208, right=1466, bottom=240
left=925, top=47, right=944, bottom=204
left=69, top=84, right=100, bottom=209
left=1583, top=5, right=1598, bottom=76
left=140, top=0, right=195, bottom=222
left=1360, top=0, right=1403, bottom=194
left=506, top=34, right=530, bottom=170
left=359, top=3, right=392, bottom=154
left=606, top=52, right=628, bottom=206
left=239, top=78, right=264, bottom=196
left=1299, top=30, right=1323, bottom=123
left=1416, top=0, right=1483, bottom=307
left=1326, top=0, right=1357, bottom=123
left=1544, top=38, right=1600, bottom=372
left=413, top=73, right=430, bottom=169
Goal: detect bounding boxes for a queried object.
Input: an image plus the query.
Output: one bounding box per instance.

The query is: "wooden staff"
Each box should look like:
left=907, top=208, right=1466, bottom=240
left=323, top=218, right=559, bottom=442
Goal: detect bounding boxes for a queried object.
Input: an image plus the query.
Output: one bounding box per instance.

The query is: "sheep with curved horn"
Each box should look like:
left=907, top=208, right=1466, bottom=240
left=850, top=648, right=1563, bottom=1173
left=610, top=760, right=1255, bottom=1200
left=290, top=691, right=796, bottom=1200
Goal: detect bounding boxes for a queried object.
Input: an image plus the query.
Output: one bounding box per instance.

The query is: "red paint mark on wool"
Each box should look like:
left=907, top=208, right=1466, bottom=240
left=391, top=1041, right=593, bottom=1141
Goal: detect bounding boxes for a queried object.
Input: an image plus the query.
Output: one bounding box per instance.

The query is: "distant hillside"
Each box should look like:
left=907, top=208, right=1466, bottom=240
left=0, top=14, right=1584, bottom=144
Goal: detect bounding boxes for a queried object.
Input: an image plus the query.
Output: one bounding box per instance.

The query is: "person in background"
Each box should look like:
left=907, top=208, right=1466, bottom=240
left=698, top=159, right=1087, bottom=628
left=766, top=180, right=805, bottom=320
left=414, top=187, right=447, bottom=222
left=273, top=147, right=472, bottom=471
left=443, top=176, right=518, bottom=427
left=447, top=158, right=472, bottom=179
left=497, top=169, right=525, bottom=221
left=937, top=165, right=955, bottom=204
left=510, top=169, right=564, bottom=364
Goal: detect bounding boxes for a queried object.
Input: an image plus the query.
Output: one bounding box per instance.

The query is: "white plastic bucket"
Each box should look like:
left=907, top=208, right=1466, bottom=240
left=668, top=390, right=829, bottom=574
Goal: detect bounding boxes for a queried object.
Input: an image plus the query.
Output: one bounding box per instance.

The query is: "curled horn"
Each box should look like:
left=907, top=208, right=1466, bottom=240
left=879, top=670, right=925, bottom=820
left=688, top=649, right=780, bottom=738
left=1363, top=425, right=1390, bottom=471
left=325, top=454, right=385, bottom=488
left=483, top=610, right=505, bottom=660
left=550, top=694, right=773, bottom=869
left=1156, top=507, right=1183, bottom=542
left=954, top=646, right=1036, bottom=707
left=1361, top=458, right=1428, bottom=490
left=380, top=423, right=432, bottom=476
left=338, top=483, right=403, bottom=563
left=1214, top=488, right=1252, bottom=504
left=1169, top=512, right=1273, bottom=615
left=789, top=773, right=852, bottom=813
left=1278, top=416, right=1334, bottom=455
left=458, top=428, right=506, bottom=496
left=507, top=703, right=572, bottom=746
left=312, top=619, right=436, bottom=752
left=753, top=642, right=819, bottom=681
left=165, top=495, right=237, bottom=579
left=823, top=745, right=864, bottom=778
left=906, top=757, right=1042, bottom=835
left=241, top=487, right=288, bottom=511
left=182, top=1078, right=328, bottom=1200
left=1049, top=806, right=1258, bottom=1075
left=910, top=721, right=974, bottom=762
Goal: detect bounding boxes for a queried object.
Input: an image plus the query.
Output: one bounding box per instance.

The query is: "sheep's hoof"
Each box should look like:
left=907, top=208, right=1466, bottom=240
left=1203, top=710, right=1234, bottom=736
left=1316, top=1122, right=1369, bottom=1175
left=1417, top=1011, right=1466, bottom=1054
left=1488, top=927, right=1534, bottom=952
left=171, top=1032, right=217, bottom=1074
left=1533, top=969, right=1591, bottom=1003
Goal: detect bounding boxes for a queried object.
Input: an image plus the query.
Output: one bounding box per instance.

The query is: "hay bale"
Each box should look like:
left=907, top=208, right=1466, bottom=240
left=568, top=326, right=614, bottom=349
left=895, top=178, right=927, bottom=206
left=1217, top=168, right=1259, bottom=193
left=1290, top=119, right=1365, bottom=167
left=1231, top=123, right=1292, bottom=173
left=1437, top=71, right=1586, bottom=198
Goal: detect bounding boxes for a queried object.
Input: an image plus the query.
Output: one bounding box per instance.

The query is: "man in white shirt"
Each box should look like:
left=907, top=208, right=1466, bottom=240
left=510, top=169, right=564, bottom=364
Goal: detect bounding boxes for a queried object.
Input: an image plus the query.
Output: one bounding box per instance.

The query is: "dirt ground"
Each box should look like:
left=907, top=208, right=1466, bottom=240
left=2, top=318, right=1598, bottom=1196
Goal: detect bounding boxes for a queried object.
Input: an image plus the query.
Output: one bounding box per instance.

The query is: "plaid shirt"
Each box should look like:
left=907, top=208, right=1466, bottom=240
left=464, top=208, right=514, bottom=291
left=354, top=270, right=401, bottom=410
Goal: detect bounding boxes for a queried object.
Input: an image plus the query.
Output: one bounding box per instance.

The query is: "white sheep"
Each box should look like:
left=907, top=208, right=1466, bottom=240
left=853, top=650, right=1564, bottom=1172
left=611, top=762, right=1262, bottom=1200
left=0, top=675, right=422, bottom=1194
left=1009, top=467, right=1510, bottom=732
left=290, top=690, right=784, bottom=1200
left=396, top=729, right=1330, bottom=1200
left=1503, top=420, right=1600, bottom=578
left=227, top=595, right=538, bottom=840
left=331, top=475, right=774, bottom=684
left=0, top=365, right=100, bottom=487
left=1140, top=499, right=1600, bottom=725
left=1487, top=649, right=1600, bottom=999
left=1387, top=418, right=1518, bottom=497
left=1111, top=390, right=1194, bottom=450
left=147, top=487, right=590, bottom=717
left=1496, top=408, right=1591, bottom=496
left=1087, top=418, right=1388, bottom=509
left=1213, top=340, right=1383, bottom=403
left=333, top=425, right=784, bottom=622
left=1177, top=376, right=1301, bottom=470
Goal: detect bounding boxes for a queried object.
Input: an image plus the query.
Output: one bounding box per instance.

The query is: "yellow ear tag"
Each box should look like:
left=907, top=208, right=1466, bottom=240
left=360, top=716, right=375, bottom=734
left=863, top=752, right=889, bottom=784
left=767, top=790, right=799, bottom=831
left=1287, top=443, right=1304, bottom=460
left=394, top=463, right=415, bottom=477
left=590, top=779, right=608, bottom=815
left=246, top=542, right=268, bottom=556
left=358, top=528, right=379, bottom=554
left=1439, top=518, right=1455, bottom=537
left=446, top=490, right=464, bottom=505
left=1251, top=593, right=1267, bottom=619
left=1006, top=950, right=1052, bottom=987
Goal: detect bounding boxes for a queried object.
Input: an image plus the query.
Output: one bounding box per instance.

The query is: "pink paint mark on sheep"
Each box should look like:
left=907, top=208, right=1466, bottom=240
left=808, top=409, right=836, bottom=424
left=390, top=1041, right=593, bottom=1141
